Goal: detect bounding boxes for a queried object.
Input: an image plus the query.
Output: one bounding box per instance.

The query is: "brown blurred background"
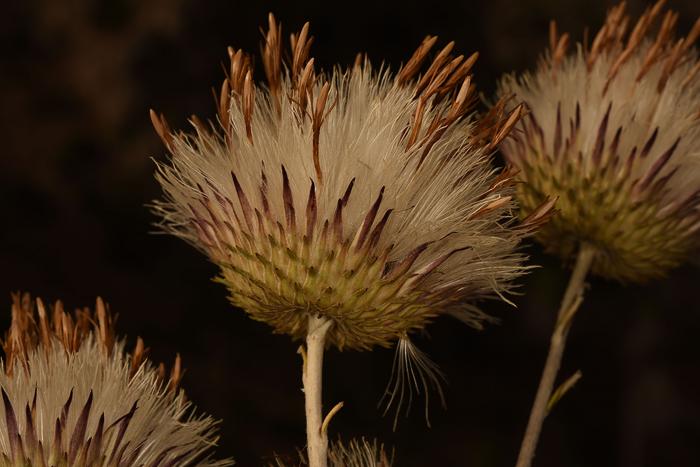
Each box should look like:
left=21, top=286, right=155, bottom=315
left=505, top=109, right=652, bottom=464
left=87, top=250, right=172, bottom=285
left=2, top=0, right=700, bottom=466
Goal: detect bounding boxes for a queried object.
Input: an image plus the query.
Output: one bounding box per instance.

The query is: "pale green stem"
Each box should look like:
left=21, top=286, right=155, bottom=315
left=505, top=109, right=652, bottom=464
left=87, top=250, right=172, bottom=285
left=304, top=315, right=333, bottom=467
left=515, top=243, right=596, bottom=467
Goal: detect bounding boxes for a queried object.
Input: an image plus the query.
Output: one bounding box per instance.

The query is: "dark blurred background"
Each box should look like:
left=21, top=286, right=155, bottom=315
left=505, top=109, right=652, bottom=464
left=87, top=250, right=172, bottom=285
left=2, top=0, right=700, bottom=466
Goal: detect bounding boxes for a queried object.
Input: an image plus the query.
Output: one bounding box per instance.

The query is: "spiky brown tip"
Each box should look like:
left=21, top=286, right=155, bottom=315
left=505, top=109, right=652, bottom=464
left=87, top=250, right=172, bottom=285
left=3, top=292, right=181, bottom=389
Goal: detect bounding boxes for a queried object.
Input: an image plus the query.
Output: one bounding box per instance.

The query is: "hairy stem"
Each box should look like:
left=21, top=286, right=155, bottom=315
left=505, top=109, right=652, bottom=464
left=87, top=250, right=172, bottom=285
left=304, top=315, right=333, bottom=467
left=515, top=243, right=596, bottom=467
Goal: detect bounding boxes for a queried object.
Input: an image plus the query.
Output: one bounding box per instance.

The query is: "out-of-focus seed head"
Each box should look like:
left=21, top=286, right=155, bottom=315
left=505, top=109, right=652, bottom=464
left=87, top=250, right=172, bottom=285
left=327, top=438, right=392, bottom=467
left=0, top=293, right=230, bottom=467
left=271, top=438, right=392, bottom=467
left=152, top=15, right=550, bottom=351
left=499, top=1, right=700, bottom=282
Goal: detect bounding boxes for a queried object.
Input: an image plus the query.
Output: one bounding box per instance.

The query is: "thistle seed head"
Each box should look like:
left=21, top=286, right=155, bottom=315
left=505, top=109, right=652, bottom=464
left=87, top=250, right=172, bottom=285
left=0, top=293, right=230, bottom=467
left=499, top=1, right=700, bottom=282
left=152, top=15, right=549, bottom=350
left=327, top=438, right=392, bottom=467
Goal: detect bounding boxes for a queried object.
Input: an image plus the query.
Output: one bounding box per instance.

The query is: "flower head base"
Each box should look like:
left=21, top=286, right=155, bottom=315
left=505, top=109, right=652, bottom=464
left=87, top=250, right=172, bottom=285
left=0, top=293, right=230, bottom=467
left=152, top=16, right=550, bottom=350
left=499, top=1, right=700, bottom=282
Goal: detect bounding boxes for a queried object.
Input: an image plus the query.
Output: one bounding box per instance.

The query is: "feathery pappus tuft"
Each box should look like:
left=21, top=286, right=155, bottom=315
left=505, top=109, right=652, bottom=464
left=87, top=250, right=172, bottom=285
left=499, top=0, right=700, bottom=282
left=380, top=336, right=446, bottom=430
left=152, top=14, right=549, bottom=353
left=0, top=293, right=231, bottom=467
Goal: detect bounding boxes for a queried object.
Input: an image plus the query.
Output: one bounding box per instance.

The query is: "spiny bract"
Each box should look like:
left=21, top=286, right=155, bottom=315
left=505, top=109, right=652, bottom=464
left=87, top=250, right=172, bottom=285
left=0, top=293, right=230, bottom=467
left=152, top=15, right=551, bottom=350
left=499, top=0, right=700, bottom=282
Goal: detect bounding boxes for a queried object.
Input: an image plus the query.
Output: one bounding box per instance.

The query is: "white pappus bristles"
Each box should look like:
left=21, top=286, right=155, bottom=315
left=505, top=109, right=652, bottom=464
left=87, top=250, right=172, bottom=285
left=499, top=0, right=700, bottom=282
left=380, top=336, right=446, bottom=430
left=0, top=293, right=230, bottom=467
